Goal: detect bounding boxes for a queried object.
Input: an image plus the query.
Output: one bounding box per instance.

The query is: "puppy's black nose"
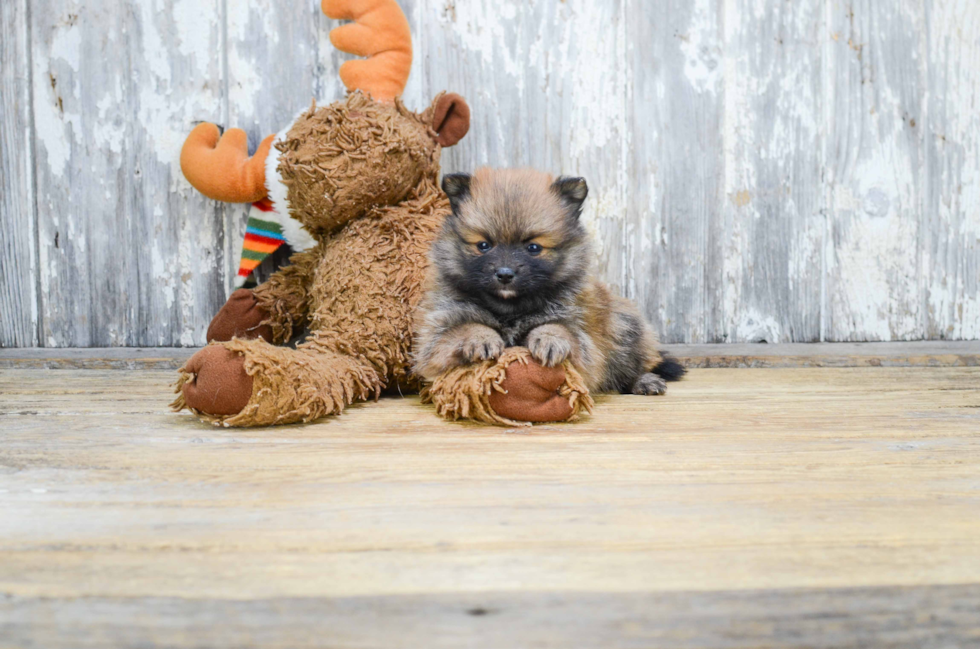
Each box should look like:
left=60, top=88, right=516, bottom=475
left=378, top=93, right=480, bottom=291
left=495, top=268, right=515, bottom=284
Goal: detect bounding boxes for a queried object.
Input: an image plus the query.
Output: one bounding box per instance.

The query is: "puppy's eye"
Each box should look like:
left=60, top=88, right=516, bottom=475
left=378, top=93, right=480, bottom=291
left=526, top=243, right=543, bottom=255
left=476, top=241, right=493, bottom=253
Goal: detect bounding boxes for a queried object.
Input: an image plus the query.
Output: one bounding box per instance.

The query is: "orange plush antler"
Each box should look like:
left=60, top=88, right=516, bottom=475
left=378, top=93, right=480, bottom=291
left=322, top=0, right=412, bottom=102
left=180, top=124, right=274, bottom=203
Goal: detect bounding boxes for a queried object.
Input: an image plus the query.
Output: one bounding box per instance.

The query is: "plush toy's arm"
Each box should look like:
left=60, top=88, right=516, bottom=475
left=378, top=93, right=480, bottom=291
left=251, top=247, right=321, bottom=343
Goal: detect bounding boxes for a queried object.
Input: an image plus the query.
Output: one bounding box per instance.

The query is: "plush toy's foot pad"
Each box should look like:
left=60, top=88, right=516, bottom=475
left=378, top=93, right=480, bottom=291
left=489, top=361, right=574, bottom=423
left=206, top=289, right=273, bottom=343
left=178, top=345, right=253, bottom=416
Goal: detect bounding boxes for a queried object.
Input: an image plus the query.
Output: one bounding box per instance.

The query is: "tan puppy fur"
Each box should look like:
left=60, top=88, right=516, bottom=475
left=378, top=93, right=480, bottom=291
left=413, top=168, right=684, bottom=394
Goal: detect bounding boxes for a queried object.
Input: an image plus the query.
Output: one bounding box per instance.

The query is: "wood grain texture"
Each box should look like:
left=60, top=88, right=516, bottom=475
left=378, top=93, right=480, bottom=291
left=824, top=0, right=927, bottom=341
left=671, top=340, right=980, bottom=367
left=0, top=366, right=979, bottom=645
left=628, top=0, right=725, bottom=343
left=923, top=0, right=980, bottom=340
left=3, top=586, right=980, bottom=649
left=721, top=0, right=824, bottom=343
left=0, top=0, right=38, bottom=347
left=29, top=0, right=226, bottom=347
left=2, top=340, right=979, bottom=369
left=4, top=0, right=980, bottom=346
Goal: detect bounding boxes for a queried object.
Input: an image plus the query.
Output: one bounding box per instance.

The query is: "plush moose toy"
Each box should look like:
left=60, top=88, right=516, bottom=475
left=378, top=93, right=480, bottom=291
left=172, top=0, right=593, bottom=426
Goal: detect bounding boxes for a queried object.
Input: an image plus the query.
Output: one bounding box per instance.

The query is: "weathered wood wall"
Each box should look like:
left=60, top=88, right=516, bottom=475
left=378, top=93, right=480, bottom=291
left=1, top=0, right=978, bottom=347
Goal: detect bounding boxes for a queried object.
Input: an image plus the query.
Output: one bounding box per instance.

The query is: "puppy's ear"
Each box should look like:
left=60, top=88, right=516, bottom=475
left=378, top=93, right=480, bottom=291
left=552, top=176, right=588, bottom=220
left=442, top=173, right=472, bottom=215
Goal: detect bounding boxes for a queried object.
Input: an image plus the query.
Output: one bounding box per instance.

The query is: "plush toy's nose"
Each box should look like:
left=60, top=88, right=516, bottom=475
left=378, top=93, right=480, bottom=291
left=495, top=268, right=515, bottom=284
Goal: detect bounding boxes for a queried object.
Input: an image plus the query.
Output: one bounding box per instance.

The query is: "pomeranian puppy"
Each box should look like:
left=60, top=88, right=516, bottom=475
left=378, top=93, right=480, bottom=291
left=413, top=168, right=684, bottom=394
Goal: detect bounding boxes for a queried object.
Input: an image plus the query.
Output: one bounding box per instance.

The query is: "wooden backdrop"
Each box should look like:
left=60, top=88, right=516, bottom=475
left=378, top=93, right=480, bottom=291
left=2, top=0, right=978, bottom=347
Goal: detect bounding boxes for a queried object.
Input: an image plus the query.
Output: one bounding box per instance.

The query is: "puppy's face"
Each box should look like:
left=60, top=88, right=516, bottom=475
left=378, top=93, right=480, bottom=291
left=434, top=168, right=591, bottom=314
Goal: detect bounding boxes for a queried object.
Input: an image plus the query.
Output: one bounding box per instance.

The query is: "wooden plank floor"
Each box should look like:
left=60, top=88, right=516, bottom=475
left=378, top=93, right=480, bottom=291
left=3, top=340, right=979, bottom=369
left=1, top=366, right=979, bottom=647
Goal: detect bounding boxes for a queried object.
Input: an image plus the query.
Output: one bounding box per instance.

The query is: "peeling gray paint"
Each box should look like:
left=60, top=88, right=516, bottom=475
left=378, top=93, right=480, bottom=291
left=1, top=0, right=978, bottom=347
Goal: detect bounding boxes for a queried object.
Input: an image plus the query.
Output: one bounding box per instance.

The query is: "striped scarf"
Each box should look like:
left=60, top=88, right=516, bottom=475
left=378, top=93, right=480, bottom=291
left=236, top=198, right=287, bottom=287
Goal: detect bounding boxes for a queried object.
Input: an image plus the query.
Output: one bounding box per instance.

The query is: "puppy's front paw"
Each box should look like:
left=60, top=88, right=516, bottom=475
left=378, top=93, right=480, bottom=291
left=632, top=373, right=667, bottom=396
left=459, top=329, right=506, bottom=364
left=527, top=327, right=574, bottom=367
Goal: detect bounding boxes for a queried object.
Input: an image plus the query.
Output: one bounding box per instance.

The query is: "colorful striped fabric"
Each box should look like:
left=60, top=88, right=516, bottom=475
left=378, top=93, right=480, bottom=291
left=236, top=198, right=286, bottom=287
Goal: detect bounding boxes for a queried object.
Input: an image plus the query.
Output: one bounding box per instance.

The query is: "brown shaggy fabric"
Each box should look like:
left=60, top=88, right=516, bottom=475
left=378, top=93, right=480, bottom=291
left=277, top=93, right=439, bottom=236
left=174, top=338, right=381, bottom=427
left=174, top=181, right=447, bottom=427
left=252, top=248, right=321, bottom=343
left=293, top=175, right=447, bottom=388
left=422, top=347, right=594, bottom=427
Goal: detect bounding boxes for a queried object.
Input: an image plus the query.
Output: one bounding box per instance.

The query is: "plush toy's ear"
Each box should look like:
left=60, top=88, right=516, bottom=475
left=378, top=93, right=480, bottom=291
left=551, top=176, right=589, bottom=220
left=441, top=173, right=472, bottom=214
left=432, top=93, right=471, bottom=147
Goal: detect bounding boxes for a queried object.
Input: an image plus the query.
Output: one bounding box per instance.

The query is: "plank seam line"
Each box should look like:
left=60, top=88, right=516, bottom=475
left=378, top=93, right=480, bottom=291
left=818, top=0, right=832, bottom=343
left=220, top=0, right=231, bottom=292
left=916, top=0, right=931, bottom=338
left=22, top=0, right=42, bottom=348
left=220, top=0, right=229, bottom=134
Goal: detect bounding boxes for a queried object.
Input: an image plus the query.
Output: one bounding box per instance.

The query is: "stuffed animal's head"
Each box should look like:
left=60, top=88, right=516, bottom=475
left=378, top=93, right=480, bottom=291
left=271, top=90, right=469, bottom=237
left=179, top=0, right=470, bottom=282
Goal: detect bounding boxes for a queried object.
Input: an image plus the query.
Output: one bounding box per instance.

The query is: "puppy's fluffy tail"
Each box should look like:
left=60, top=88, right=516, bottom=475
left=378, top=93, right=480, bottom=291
left=653, top=354, right=686, bottom=382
